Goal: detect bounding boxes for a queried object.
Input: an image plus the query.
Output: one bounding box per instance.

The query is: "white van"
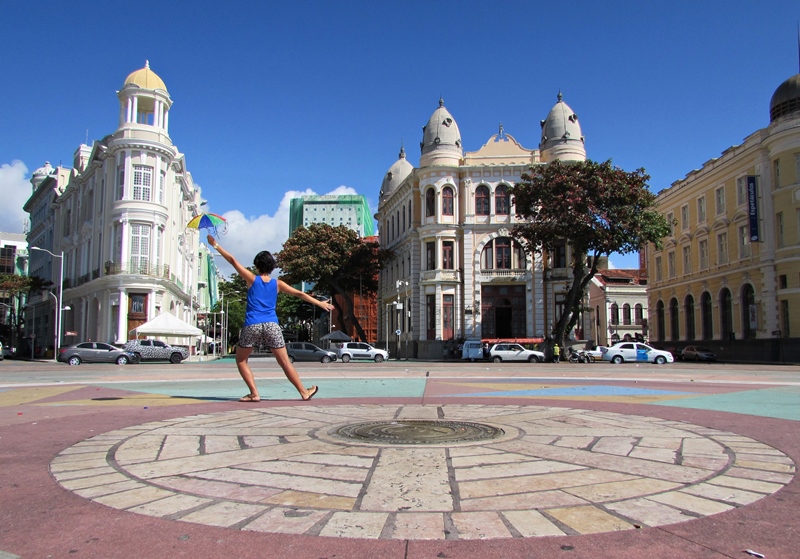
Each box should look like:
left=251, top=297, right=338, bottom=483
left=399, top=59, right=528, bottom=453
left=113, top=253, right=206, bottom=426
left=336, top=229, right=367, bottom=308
left=461, top=339, right=485, bottom=361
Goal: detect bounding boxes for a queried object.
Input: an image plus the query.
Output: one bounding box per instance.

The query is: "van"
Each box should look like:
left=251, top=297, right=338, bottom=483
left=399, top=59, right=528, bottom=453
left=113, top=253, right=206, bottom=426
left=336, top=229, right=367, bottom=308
left=461, top=339, right=485, bottom=361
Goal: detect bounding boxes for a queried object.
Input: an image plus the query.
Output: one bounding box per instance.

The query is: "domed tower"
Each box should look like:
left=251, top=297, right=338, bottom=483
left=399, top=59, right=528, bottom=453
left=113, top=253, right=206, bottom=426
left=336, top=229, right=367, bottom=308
left=380, top=145, right=414, bottom=202
left=30, top=161, right=55, bottom=191
left=420, top=98, right=463, bottom=167
left=539, top=92, right=586, bottom=163
left=769, top=73, right=800, bottom=122
left=117, top=60, right=172, bottom=136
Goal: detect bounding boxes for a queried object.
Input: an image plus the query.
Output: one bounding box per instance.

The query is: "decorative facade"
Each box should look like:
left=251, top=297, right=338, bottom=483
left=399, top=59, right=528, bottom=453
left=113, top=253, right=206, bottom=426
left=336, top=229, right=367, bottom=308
left=376, top=95, right=587, bottom=358
left=25, top=62, right=206, bottom=347
left=646, top=71, right=800, bottom=360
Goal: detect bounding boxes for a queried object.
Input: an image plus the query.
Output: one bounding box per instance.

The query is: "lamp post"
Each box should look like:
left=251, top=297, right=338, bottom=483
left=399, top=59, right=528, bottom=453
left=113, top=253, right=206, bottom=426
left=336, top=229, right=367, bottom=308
left=395, top=280, right=409, bottom=360
left=31, top=247, right=64, bottom=362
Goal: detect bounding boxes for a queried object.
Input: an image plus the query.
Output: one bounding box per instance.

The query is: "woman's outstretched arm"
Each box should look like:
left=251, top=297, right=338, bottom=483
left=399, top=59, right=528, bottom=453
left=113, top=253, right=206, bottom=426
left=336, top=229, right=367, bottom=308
left=277, top=280, right=334, bottom=312
left=207, top=235, right=255, bottom=285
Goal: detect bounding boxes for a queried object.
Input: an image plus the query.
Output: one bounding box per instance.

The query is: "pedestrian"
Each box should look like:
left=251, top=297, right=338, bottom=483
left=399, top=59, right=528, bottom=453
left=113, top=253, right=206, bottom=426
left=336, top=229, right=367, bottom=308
left=208, top=235, right=333, bottom=402
left=553, top=343, right=561, bottom=363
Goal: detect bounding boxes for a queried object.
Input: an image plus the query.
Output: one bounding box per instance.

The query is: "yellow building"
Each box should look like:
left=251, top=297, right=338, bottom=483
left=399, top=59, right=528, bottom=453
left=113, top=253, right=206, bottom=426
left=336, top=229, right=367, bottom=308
left=647, top=71, right=800, bottom=361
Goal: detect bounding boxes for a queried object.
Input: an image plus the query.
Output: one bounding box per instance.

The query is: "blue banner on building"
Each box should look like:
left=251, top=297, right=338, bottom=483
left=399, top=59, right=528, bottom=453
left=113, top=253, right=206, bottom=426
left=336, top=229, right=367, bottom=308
left=747, top=176, right=760, bottom=242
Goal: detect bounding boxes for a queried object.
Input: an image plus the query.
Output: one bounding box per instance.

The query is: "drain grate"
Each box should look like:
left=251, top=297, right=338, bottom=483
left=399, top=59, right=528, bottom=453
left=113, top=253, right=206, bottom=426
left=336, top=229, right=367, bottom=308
left=334, top=420, right=504, bottom=445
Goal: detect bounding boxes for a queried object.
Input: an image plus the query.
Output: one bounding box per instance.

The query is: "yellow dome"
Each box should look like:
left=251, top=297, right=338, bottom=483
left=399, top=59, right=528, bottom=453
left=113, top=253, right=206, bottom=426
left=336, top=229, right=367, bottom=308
left=123, top=60, right=167, bottom=91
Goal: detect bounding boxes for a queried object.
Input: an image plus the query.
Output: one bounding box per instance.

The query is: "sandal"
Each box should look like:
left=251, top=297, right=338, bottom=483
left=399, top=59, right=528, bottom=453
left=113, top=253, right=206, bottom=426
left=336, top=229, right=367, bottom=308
left=302, top=386, right=318, bottom=401
left=239, top=394, right=261, bottom=402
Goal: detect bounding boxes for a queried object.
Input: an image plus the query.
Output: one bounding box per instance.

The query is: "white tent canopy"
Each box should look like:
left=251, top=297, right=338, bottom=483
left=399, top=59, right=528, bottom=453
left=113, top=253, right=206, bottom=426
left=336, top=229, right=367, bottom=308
left=132, top=312, right=203, bottom=337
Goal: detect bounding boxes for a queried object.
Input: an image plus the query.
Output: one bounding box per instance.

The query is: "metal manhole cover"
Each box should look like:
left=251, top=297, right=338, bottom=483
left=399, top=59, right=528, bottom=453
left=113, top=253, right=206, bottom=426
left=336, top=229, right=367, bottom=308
left=334, top=419, right=504, bottom=445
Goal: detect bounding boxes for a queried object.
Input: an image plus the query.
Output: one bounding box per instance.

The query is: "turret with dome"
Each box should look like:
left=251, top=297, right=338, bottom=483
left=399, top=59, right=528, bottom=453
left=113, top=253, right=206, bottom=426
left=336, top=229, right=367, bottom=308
left=539, top=92, right=586, bottom=163
left=770, top=73, right=800, bottom=122
left=419, top=98, right=463, bottom=167
left=116, top=60, right=172, bottom=136
left=380, top=145, right=414, bottom=202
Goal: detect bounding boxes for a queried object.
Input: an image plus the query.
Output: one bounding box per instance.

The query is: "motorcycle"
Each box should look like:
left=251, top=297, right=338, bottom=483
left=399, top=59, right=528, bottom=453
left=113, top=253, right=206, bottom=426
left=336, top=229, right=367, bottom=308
left=568, top=347, right=591, bottom=363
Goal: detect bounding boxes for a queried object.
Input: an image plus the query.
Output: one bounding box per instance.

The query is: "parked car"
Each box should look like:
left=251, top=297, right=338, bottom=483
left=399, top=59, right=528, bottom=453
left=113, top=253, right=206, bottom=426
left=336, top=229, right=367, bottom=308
left=58, top=342, right=139, bottom=366
left=681, top=345, right=717, bottom=362
left=286, top=342, right=337, bottom=363
left=337, top=342, right=389, bottom=363
left=123, top=339, right=189, bottom=363
left=601, top=342, right=674, bottom=364
left=0, top=341, right=4, bottom=361
left=488, top=343, right=545, bottom=363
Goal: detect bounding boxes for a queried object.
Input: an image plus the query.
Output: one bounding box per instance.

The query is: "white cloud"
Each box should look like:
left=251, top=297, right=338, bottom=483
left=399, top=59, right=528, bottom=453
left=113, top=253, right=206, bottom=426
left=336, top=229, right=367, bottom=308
left=208, top=185, right=359, bottom=279
left=0, top=160, right=31, bottom=234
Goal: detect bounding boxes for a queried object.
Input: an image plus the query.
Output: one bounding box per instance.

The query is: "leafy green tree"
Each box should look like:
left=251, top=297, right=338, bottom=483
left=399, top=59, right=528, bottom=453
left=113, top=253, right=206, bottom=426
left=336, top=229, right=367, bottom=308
left=276, top=223, right=390, bottom=343
left=510, top=159, right=671, bottom=349
left=0, top=274, right=52, bottom=351
left=215, top=270, right=250, bottom=347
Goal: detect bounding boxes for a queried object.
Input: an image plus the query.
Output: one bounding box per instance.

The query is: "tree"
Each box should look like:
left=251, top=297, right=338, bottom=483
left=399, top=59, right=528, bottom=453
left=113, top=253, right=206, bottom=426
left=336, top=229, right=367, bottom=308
left=0, top=274, right=52, bottom=352
left=510, top=159, right=671, bottom=349
left=276, top=223, right=391, bottom=343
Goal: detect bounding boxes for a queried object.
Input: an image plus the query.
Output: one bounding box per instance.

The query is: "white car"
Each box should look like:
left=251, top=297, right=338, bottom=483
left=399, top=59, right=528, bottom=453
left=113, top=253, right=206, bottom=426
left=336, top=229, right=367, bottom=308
left=337, top=342, right=389, bottom=363
left=601, top=342, right=674, bottom=364
left=488, top=343, right=545, bottom=363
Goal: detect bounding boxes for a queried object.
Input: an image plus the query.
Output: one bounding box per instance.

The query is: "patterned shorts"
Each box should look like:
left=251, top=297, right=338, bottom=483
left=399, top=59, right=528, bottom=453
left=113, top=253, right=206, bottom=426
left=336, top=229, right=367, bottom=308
left=238, top=322, right=285, bottom=349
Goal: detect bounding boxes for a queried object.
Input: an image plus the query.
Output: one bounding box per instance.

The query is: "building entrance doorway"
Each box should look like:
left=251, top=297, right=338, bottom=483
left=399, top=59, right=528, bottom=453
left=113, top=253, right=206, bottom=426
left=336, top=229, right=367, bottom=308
left=495, top=299, right=513, bottom=338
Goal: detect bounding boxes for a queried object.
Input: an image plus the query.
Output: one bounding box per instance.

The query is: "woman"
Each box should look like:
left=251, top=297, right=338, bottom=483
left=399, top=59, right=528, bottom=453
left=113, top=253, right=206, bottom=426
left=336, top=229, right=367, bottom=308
left=208, top=235, right=333, bottom=402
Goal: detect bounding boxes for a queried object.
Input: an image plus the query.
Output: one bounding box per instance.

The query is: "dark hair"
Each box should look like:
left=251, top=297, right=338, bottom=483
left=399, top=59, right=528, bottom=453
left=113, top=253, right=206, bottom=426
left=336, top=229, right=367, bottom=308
left=253, top=251, right=276, bottom=274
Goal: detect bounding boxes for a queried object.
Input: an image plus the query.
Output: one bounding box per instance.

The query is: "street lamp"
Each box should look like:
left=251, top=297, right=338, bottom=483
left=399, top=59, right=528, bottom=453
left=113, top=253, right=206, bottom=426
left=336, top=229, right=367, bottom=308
left=31, top=247, right=65, bottom=362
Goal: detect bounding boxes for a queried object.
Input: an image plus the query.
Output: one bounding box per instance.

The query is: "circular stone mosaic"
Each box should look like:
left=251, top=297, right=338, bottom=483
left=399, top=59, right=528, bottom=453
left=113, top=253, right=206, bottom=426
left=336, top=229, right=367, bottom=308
left=51, top=404, right=795, bottom=540
left=334, top=419, right=505, bottom=445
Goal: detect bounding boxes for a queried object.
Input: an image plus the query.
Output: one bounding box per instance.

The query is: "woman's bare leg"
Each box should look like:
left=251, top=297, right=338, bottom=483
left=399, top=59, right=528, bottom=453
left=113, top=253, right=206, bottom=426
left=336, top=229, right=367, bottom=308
left=271, top=346, right=316, bottom=399
left=235, top=346, right=259, bottom=400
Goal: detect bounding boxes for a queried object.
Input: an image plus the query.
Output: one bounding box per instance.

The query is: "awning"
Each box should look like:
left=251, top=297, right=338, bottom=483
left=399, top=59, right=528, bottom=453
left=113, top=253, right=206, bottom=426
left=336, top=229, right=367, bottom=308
left=132, top=312, right=203, bottom=337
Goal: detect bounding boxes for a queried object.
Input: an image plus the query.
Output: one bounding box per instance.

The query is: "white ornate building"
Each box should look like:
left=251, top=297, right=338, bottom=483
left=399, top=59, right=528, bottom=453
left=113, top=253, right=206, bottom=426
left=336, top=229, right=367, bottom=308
left=376, top=94, right=587, bottom=358
left=26, top=62, right=205, bottom=346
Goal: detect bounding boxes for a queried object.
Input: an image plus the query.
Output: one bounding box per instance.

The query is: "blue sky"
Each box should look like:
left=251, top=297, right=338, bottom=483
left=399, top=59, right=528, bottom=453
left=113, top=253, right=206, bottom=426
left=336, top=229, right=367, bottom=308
left=2, top=1, right=798, bottom=275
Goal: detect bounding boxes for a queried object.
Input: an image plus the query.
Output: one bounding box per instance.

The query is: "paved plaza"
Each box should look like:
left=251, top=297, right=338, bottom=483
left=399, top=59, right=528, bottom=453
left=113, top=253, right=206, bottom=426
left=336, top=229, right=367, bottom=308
left=2, top=358, right=800, bottom=558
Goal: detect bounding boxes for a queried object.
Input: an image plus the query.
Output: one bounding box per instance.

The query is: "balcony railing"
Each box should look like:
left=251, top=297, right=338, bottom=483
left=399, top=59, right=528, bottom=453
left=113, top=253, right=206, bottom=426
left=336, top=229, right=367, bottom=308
left=420, top=269, right=461, bottom=282
left=477, top=268, right=528, bottom=281
left=104, top=261, right=171, bottom=279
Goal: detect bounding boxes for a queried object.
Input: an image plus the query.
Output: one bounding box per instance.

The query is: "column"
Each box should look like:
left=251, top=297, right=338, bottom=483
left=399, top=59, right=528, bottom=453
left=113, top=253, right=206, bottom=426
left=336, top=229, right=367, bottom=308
left=117, top=289, right=127, bottom=343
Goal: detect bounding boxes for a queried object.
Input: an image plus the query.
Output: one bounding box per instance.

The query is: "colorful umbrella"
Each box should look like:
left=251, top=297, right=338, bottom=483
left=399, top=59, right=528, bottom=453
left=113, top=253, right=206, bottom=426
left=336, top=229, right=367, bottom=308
left=187, top=213, right=228, bottom=236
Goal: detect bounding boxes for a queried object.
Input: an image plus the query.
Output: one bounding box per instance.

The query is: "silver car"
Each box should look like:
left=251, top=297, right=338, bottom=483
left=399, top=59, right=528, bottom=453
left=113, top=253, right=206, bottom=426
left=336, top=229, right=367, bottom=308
left=123, top=339, right=190, bottom=363
left=488, top=343, right=545, bottom=363
left=58, top=342, right=139, bottom=366
left=337, top=342, right=389, bottom=363
left=602, top=342, right=674, bottom=364
left=286, top=342, right=337, bottom=363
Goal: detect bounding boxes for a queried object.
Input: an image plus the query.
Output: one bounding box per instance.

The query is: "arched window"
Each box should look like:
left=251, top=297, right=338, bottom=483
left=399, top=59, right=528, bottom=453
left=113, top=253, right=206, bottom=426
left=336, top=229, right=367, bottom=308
left=634, top=303, right=643, bottom=325
left=481, top=238, right=523, bottom=270
left=475, top=185, right=490, bottom=215
left=622, top=304, right=631, bottom=325
left=741, top=284, right=756, bottom=339
left=669, top=297, right=679, bottom=340
left=701, top=292, right=713, bottom=340
left=391, top=215, right=395, bottom=241
left=720, top=288, right=733, bottom=340
left=656, top=300, right=665, bottom=342
left=442, top=186, right=454, bottom=216
left=610, top=303, right=619, bottom=325
left=685, top=294, right=696, bottom=340
left=425, top=188, right=435, bottom=217
left=408, top=200, right=412, bottom=226
left=396, top=210, right=400, bottom=236
left=495, top=185, right=510, bottom=215
left=402, top=206, right=406, bottom=232
left=495, top=238, right=511, bottom=269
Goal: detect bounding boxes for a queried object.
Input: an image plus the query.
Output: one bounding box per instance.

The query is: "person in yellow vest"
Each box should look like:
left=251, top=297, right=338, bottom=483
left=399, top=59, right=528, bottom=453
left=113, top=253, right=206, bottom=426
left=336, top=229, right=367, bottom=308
left=553, top=343, right=561, bottom=363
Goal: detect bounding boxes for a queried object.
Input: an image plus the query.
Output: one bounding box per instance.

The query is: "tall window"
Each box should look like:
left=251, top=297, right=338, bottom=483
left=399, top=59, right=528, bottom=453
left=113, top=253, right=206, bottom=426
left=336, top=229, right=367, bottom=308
left=426, top=294, right=436, bottom=339
left=655, top=255, right=662, bottom=282
left=685, top=295, right=696, bottom=340
left=402, top=207, right=406, bottom=232
left=634, top=303, right=643, bottom=325
left=495, top=238, right=511, bottom=269
left=776, top=212, right=784, bottom=247
left=701, top=292, right=713, bottom=340
left=681, top=205, right=689, bottom=230
left=773, top=159, right=781, bottom=189
left=656, top=300, right=665, bottom=342
left=130, top=224, right=150, bottom=272
left=552, top=240, right=567, bottom=268
left=443, top=295, right=454, bottom=340
left=697, top=197, right=706, bottom=222
left=683, top=246, right=692, bottom=274
left=720, top=288, right=733, bottom=340
left=133, top=165, right=153, bottom=201
left=669, top=298, right=679, bottom=340
left=717, top=232, right=728, bottom=265
left=117, top=164, right=125, bottom=200
left=699, top=239, right=709, bottom=269
left=622, top=303, right=631, bottom=325
left=736, top=177, right=746, bottom=205
left=442, top=186, right=454, bottom=216
left=715, top=186, right=725, bottom=215
left=738, top=225, right=750, bottom=258
left=495, top=185, right=509, bottom=215
left=442, top=241, right=454, bottom=269
left=610, top=303, right=619, bottom=325
left=668, top=251, right=676, bottom=278
left=158, top=170, right=165, bottom=204
left=667, top=212, right=675, bottom=236
left=475, top=185, right=490, bottom=215
left=742, top=284, right=756, bottom=339
left=425, top=188, right=435, bottom=217
left=426, top=242, right=435, bottom=270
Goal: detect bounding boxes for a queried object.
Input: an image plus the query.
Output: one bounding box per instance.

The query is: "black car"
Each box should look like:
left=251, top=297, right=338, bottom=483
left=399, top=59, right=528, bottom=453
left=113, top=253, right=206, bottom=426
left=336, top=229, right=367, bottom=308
left=286, top=342, right=337, bottom=363
left=58, top=342, right=139, bottom=366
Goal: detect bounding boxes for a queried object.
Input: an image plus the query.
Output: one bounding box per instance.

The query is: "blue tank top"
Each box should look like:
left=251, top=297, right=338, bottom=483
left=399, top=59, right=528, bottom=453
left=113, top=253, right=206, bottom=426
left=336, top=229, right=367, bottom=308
left=244, top=276, right=279, bottom=326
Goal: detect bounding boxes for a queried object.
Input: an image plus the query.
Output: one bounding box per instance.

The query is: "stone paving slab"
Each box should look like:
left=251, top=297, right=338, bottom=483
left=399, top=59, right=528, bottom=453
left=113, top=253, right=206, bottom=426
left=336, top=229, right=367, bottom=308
left=50, top=404, right=794, bottom=541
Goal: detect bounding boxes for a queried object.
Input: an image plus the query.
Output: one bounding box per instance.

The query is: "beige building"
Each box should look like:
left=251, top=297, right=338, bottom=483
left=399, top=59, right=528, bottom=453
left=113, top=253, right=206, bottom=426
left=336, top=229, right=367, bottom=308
left=376, top=95, right=588, bottom=358
left=646, top=71, right=800, bottom=361
left=588, top=265, right=648, bottom=347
